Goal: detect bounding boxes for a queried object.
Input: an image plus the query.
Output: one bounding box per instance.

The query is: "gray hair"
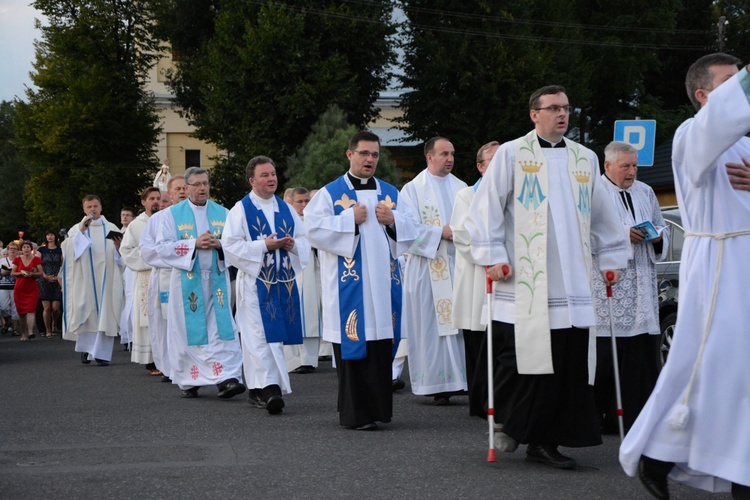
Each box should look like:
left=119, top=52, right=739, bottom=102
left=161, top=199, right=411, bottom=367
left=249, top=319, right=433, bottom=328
left=604, top=141, right=638, bottom=163
left=184, top=167, right=209, bottom=185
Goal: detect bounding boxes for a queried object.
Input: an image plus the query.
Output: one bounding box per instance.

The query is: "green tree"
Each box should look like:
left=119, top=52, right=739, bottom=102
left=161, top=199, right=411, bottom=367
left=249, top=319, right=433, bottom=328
left=154, top=0, right=396, bottom=187
left=285, top=105, right=401, bottom=190
left=14, top=0, right=161, bottom=232
left=0, top=101, right=30, bottom=243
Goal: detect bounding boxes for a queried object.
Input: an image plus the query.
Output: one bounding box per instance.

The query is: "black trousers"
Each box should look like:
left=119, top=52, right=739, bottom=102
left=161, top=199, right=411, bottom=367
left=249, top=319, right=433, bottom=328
left=493, top=322, right=601, bottom=447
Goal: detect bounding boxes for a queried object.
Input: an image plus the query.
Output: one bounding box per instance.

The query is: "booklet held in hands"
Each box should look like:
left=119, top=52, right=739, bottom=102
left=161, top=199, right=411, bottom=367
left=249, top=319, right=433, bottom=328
left=632, top=221, right=659, bottom=241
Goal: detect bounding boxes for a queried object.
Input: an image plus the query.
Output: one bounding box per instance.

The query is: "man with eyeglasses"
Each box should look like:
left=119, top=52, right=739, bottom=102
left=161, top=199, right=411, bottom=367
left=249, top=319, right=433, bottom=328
left=591, top=141, right=669, bottom=437
left=466, top=85, right=627, bottom=469
left=157, top=167, right=245, bottom=400
left=305, top=130, right=421, bottom=430
left=139, top=175, right=189, bottom=383
left=620, top=53, right=750, bottom=500
left=222, top=157, right=311, bottom=415
left=400, top=136, right=469, bottom=407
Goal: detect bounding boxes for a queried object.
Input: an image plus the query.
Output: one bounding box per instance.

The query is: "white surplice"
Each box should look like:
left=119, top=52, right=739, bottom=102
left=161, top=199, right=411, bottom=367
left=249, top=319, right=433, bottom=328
left=304, top=176, right=420, bottom=345
left=157, top=200, right=243, bottom=390
left=451, top=183, right=487, bottom=332
left=222, top=193, right=310, bottom=395
left=620, top=68, right=750, bottom=492
left=139, top=209, right=171, bottom=377
left=120, top=212, right=153, bottom=364
left=119, top=266, right=133, bottom=345
left=592, top=177, right=669, bottom=337
left=400, top=170, right=468, bottom=395
left=62, top=216, right=124, bottom=361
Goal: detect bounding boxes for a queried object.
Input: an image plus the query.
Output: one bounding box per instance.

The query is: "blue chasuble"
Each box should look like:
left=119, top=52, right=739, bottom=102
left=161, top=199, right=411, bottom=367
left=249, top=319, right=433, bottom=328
left=241, top=195, right=303, bottom=345
left=325, top=176, right=403, bottom=360
left=171, top=200, right=234, bottom=346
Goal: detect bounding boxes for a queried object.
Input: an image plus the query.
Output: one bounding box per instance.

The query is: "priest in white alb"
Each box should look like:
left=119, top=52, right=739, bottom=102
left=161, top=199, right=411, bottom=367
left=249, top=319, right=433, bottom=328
left=62, top=195, right=124, bottom=365
left=400, top=136, right=468, bottom=406
left=140, top=176, right=188, bottom=382
left=157, top=167, right=245, bottom=400
left=467, top=85, right=628, bottom=470
left=620, top=53, right=750, bottom=500
left=120, top=187, right=162, bottom=375
left=591, top=141, right=669, bottom=435
left=223, top=156, right=310, bottom=415
left=305, top=131, right=421, bottom=430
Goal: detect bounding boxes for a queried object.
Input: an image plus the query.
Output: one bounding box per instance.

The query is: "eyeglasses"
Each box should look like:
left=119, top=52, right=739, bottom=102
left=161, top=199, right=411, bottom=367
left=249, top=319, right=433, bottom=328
left=188, top=181, right=210, bottom=188
left=352, top=150, right=380, bottom=159
left=533, top=105, right=574, bottom=114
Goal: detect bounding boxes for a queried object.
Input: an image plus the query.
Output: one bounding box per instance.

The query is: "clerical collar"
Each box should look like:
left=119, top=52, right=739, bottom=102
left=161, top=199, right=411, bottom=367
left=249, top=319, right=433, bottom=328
left=347, top=172, right=376, bottom=190
left=604, top=173, right=629, bottom=192
left=537, top=135, right=566, bottom=148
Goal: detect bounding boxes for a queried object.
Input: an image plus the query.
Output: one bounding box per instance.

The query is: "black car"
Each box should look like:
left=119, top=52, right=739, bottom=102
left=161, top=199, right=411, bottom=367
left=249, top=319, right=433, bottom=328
left=656, top=207, right=684, bottom=364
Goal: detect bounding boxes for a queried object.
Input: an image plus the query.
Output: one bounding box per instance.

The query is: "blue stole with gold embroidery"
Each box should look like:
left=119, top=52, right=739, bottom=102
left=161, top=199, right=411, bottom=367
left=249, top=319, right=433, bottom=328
left=171, top=200, right=234, bottom=346
left=241, top=195, right=303, bottom=345
left=325, top=176, right=402, bottom=360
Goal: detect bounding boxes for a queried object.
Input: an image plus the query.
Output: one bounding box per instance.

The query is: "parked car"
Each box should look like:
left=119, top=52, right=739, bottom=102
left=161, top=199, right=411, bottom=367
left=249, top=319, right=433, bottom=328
left=656, top=207, right=684, bottom=365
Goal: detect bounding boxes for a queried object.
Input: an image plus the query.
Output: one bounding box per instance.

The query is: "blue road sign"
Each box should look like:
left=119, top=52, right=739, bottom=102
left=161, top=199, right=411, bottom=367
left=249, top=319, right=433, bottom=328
left=614, top=120, right=656, bottom=166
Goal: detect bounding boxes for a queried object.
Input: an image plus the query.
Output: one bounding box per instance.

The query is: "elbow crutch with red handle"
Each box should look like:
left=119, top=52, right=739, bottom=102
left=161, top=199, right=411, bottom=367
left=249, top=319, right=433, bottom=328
left=605, top=270, right=625, bottom=442
left=485, top=264, right=510, bottom=462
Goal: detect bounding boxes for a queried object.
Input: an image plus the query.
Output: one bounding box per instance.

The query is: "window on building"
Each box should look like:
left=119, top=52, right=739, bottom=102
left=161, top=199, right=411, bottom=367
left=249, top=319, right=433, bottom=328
left=185, top=149, right=201, bottom=169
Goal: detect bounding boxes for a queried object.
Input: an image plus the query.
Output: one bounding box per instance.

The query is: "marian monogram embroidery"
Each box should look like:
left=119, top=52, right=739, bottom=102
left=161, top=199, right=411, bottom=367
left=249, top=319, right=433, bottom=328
left=341, top=257, right=360, bottom=282
left=436, top=299, right=452, bottom=325
left=429, top=256, right=449, bottom=281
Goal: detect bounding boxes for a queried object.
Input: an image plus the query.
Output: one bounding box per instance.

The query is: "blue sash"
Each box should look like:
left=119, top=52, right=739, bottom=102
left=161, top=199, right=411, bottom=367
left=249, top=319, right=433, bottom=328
left=325, top=176, right=402, bottom=360
left=171, top=200, right=234, bottom=346
left=241, top=195, right=303, bottom=345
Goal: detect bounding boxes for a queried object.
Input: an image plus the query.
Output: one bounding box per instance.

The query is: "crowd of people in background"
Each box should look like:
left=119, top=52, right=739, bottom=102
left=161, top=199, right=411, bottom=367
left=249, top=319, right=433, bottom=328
left=4, top=52, right=750, bottom=499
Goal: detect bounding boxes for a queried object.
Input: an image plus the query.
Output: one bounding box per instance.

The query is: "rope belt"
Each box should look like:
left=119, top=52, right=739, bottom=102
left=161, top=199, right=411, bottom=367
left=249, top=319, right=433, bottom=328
left=669, top=229, right=750, bottom=429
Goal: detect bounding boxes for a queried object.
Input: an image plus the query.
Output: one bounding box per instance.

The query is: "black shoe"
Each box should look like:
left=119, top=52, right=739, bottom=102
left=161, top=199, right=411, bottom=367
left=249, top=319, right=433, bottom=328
left=123, top=344, right=129, bottom=352
left=81, top=352, right=91, bottom=364
left=266, top=395, right=285, bottom=414
left=525, top=444, right=577, bottom=469
left=161, top=375, right=171, bottom=383
left=248, top=393, right=267, bottom=409
left=291, top=365, right=316, bottom=374
left=95, top=359, right=109, bottom=366
left=217, top=379, right=246, bottom=399
left=181, top=387, right=199, bottom=398
left=432, top=396, right=450, bottom=406
left=638, top=456, right=673, bottom=499
left=392, top=378, right=406, bottom=392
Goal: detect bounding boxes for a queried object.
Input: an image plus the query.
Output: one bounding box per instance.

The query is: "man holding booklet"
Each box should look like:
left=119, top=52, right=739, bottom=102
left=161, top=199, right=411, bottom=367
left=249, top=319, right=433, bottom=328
left=591, top=141, right=669, bottom=434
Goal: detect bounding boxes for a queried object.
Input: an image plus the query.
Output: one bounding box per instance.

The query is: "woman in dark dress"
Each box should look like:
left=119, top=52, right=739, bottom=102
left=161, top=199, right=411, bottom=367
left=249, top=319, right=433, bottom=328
left=11, top=240, right=43, bottom=341
left=37, top=230, right=63, bottom=337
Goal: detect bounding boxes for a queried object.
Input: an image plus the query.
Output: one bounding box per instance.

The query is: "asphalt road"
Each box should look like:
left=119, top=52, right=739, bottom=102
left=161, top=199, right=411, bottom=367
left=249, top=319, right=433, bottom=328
left=0, top=334, right=730, bottom=500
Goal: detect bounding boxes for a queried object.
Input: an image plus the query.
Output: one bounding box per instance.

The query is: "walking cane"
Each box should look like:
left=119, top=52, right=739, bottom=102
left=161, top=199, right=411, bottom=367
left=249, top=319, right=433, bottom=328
left=605, top=271, right=625, bottom=442
left=486, top=264, right=509, bottom=463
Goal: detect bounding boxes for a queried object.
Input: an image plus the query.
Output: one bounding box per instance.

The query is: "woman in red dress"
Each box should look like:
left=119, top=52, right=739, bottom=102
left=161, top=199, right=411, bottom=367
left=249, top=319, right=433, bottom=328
left=11, top=240, right=43, bottom=341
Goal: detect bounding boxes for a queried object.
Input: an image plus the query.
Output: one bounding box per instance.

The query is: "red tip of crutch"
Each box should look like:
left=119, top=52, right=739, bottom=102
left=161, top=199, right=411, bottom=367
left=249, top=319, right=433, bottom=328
left=502, top=264, right=510, bottom=276
left=487, top=408, right=495, bottom=416
left=487, top=448, right=497, bottom=462
left=616, top=409, right=624, bottom=416
left=605, top=271, right=615, bottom=298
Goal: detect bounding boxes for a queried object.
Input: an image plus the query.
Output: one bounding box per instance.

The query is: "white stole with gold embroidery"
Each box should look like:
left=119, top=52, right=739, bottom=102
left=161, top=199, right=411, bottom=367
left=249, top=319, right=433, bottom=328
left=413, top=171, right=458, bottom=336
left=513, top=131, right=593, bottom=374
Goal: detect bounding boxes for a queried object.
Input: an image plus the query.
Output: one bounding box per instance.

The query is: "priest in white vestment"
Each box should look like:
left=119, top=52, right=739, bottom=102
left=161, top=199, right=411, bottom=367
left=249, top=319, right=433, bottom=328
left=400, top=137, right=468, bottom=405
left=591, top=142, right=669, bottom=435
left=620, top=53, right=750, bottom=499
left=118, top=207, right=135, bottom=350
left=120, top=187, right=161, bottom=374
left=62, top=195, right=124, bottom=365
left=467, top=85, right=628, bottom=469
left=305, top=131, right=421, bottom=430
left=157, top=167, right=245, bottom=400
left=283, top=187, right=322, bottom=374
left=451, top=141, right=499, bottom=418
left=140, top=176, right=188, bottom=382
left=223, top=157, right=310, bottom=415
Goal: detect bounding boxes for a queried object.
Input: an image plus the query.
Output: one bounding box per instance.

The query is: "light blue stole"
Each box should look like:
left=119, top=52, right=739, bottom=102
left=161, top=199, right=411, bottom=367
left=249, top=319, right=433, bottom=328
left=325, top=175, right=402, bottom=360
left=241, top=194, right=303, bottom=345
left=171, top=200, right=234, bottom=346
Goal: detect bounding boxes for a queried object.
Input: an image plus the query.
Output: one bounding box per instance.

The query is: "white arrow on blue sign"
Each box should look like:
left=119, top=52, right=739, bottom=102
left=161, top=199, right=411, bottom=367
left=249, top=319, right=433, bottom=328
left=613, top=120, right=657, bottom=167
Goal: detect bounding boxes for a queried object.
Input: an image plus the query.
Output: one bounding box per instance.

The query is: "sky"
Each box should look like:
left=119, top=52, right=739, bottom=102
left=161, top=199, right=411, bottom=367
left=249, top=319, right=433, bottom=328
left=0, top=0, right=43, bottom=102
